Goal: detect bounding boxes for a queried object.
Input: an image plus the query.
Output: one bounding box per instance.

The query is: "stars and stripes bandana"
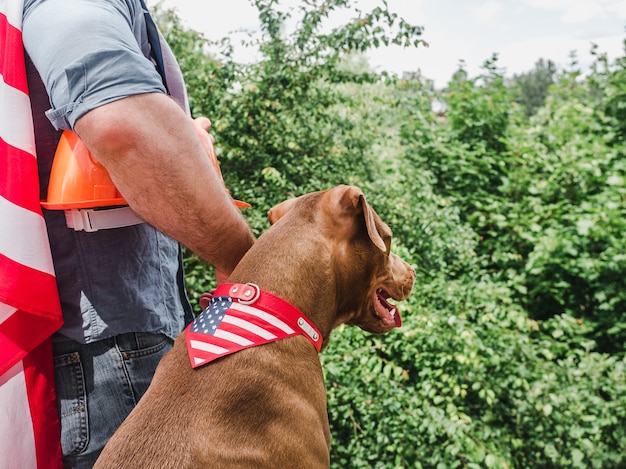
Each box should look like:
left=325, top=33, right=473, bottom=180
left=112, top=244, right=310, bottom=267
left=0, top=1, right=64, bottom=467
left=187, top=283, right=322, bottom=368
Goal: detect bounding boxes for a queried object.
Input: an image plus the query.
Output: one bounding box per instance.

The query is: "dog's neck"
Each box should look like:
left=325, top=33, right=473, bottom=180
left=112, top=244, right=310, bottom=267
left=228, top=238, right=343, bottom=347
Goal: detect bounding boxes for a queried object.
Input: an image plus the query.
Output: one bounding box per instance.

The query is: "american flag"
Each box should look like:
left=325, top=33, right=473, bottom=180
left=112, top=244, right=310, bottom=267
left=187, top=286, right=322, bottom=368
left=0, top=1, right=64, bottom=467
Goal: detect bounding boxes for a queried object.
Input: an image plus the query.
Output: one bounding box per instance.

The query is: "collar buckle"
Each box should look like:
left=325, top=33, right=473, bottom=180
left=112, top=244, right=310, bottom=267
left=229, top=283, right=260, bottom=305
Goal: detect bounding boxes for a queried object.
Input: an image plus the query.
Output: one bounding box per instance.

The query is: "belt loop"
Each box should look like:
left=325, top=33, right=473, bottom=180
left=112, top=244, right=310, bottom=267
left=134, top=332, right=141, bottom=350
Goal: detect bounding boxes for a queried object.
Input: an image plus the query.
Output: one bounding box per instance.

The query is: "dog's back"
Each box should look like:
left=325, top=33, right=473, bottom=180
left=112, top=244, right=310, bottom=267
left=97, top=334, right=330, bottom=468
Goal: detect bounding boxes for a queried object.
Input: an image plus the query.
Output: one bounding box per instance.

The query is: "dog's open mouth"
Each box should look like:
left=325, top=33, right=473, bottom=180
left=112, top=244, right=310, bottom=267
left=374, top=288, right=402, bottom=327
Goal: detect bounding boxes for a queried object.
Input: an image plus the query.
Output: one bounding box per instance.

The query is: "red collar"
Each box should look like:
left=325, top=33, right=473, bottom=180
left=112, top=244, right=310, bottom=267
left=186, top=283, right=322, bottom=368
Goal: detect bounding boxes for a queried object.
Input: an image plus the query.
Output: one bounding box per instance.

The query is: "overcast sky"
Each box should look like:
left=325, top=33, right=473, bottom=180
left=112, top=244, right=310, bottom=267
left=157, top=0, right=626, bottom=88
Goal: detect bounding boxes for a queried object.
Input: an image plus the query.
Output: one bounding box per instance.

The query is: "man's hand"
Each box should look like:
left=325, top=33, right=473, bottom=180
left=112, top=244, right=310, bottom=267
left=192, top=116, right=225, bottom=187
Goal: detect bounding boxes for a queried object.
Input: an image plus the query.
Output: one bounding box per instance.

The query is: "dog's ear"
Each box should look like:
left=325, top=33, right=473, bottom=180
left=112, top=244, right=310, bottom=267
left=332, top=185, right=388, bottom=253
left=360, top=195, right=388, bottom=253
left=267, top=197, right=298, bottom=225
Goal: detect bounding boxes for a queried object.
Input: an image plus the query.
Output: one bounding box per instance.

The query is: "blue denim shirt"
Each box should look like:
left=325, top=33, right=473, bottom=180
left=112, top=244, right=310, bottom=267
left=23, top=0, right=193, bottom=343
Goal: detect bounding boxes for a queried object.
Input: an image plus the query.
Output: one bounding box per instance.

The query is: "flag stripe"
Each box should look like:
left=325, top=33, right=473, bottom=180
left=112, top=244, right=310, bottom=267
left=0, top=138, right=42, bottom=213
left=0, top=10, right=29, bottom=94
left=0, top=2, right=23, bottom=28
left=222, top=315, right=277, bottom=340
left=0, top=75, right=36, bottom=155
left=187, top=327, right=290, bottom=367
left=23, top=339, right=63, bottom=467
left=217, top=315, right=294, bottom=344
left=189, top=339, right=228, bottom=356
left=0, top=196, right=55, bottom=275
left=189, top=329, right=250, bottom=353
left=230, top=302, right=295, bottom=335
left=193, top=357, right=207, bottom=366
left=213, top=329, right=253, bottom=346
left=0, top=252, right=59, bottom=317
left=0, top=307, right=63, bottom=376
left=0, top=302, right=16, bottom=326
left=0, top=359, right=38, bottom=468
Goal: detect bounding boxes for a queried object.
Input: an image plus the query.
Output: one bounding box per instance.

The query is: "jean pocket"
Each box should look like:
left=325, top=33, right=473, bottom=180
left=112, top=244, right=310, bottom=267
left=117, top=333, right=170, bottom=360
left=118, top=333, right=173, bottom=400
left=54, top=351, right=89, bottom=455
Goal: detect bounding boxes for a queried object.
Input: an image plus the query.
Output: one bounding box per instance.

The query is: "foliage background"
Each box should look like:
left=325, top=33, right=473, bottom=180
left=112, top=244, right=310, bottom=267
left=158, top=1, right=626, bottom=466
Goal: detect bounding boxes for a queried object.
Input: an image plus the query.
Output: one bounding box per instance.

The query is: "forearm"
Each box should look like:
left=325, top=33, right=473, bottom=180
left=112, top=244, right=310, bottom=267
left=74, top=93, right=254, bottom=275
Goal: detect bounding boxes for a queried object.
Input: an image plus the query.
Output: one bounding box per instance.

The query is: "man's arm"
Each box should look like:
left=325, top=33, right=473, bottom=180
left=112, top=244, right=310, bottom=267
left=74, top=92, right=255, bottom=276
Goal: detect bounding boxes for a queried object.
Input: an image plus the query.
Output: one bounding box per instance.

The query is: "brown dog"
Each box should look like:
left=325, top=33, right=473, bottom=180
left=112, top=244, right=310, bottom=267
left=94, top=185, right=415, bottom=468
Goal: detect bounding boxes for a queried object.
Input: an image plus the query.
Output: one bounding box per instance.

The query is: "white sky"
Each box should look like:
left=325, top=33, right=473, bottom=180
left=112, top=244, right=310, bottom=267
left=157, top=0, right=626, bottom=88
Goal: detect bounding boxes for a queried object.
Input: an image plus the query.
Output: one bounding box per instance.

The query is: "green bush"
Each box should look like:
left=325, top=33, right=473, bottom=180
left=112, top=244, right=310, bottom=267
left=160, top=3, right=626, bottom=466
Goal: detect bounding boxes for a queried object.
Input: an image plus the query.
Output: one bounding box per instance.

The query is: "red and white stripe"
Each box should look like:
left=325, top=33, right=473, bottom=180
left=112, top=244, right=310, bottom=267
left=186, top=284, right=322, bottom=369
left=187, top=301, right=298, bottom=367
left=1, top=1, right=64, bottom=467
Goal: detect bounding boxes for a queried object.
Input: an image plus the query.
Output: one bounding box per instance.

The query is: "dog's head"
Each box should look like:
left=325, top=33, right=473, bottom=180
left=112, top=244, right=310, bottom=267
left=268, top=185, right=415, bottom=335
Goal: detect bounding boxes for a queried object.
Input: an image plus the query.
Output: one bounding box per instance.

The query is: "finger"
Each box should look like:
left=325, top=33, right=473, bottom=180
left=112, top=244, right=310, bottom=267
left=194, top=116, right=211, bottom=131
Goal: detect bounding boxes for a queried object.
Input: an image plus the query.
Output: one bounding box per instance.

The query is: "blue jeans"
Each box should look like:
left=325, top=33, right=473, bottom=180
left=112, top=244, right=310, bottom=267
left=53, top=333, right=173, bottom=468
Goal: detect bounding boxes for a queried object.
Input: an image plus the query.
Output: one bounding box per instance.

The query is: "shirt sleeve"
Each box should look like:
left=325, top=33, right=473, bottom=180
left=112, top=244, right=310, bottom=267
left=23, top=0, right=166, bottom=130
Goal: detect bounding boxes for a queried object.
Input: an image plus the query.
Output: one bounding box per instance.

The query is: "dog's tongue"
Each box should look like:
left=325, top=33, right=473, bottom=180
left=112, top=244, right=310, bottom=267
left=376, top=290, right=402, bottom=327
left=394, top=307, right=402, bottom=327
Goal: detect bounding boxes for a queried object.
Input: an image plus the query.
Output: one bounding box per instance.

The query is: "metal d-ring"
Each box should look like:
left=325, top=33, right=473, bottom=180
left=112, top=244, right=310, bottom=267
left=238, top=283, right=261, bottom=305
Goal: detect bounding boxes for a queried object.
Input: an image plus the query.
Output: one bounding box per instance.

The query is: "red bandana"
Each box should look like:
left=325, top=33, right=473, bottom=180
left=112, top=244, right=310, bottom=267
left=186, top=283, right=322, bottom=368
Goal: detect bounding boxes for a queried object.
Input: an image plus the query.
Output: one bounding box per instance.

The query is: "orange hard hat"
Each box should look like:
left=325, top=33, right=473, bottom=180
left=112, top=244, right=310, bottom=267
left=41, top=130, right=126, bottom=210
left=41, top=130, right=250, bottom=210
